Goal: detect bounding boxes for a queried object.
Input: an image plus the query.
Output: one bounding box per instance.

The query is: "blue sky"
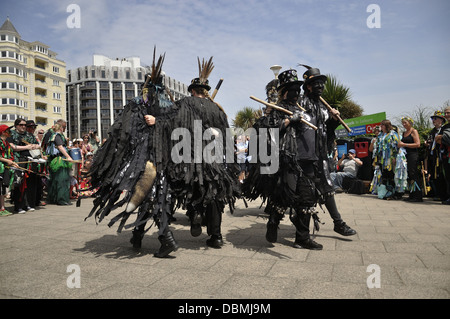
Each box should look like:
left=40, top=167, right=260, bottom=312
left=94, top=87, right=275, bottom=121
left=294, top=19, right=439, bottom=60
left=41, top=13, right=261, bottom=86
left=2, top=0, right=449, bottom=125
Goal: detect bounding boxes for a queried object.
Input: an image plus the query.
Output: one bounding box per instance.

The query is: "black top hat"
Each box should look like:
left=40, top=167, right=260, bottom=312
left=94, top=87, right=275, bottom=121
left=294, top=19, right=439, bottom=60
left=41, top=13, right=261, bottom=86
left=277, top=69, right=304, bottom=91
left=188, top=78, right=211, bottom=92
left=302, top=68, right=327, bottom=85
left=188, top=57, right=214, bottom=92
left=26, top=120, right=37, bottom=127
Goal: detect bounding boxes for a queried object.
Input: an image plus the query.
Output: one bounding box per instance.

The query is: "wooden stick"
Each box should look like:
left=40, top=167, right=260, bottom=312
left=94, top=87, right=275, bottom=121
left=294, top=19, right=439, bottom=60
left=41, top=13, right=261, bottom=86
left=296, top=102, right=306, bottom=112
left=421, top=161, right=428, bottom=196
left=250, top=96, right=318, bottom=130
left=211, top=78, right=223, bottom=100
left=63, top=158, right=82, bottom=163
left=6, top=165, right=47, bottom=177
left=209, top=79, right=227, bottom=117
left=319, top=97, right=352, bottom=133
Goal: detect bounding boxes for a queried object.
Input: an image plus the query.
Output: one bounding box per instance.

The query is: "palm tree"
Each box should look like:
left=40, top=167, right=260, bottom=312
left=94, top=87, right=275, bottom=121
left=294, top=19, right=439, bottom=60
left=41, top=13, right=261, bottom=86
left=322, top=74, right=363, bottom=119
left=322, top=74, right=351, bottom=108
left=232, top=106, right=261, bottom=131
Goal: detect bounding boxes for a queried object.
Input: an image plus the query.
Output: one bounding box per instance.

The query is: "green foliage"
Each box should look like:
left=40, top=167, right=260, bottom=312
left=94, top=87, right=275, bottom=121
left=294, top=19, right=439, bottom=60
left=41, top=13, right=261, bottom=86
left=322, top=74, right=363, bottom=120
left=322, top=74, right=351, bottom=109
left=232, top=106, right=261, bottom=132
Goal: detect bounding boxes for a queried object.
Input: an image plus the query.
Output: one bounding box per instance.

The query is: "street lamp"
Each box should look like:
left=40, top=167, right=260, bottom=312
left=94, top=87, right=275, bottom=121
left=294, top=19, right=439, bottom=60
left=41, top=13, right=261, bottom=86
left=270, top=65, right=282, bottom=78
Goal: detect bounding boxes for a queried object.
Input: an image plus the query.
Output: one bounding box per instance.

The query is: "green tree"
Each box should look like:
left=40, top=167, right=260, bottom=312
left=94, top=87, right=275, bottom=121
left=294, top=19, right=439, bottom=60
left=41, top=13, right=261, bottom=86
left=322, top=74, right=364, bottom=119
left=394, top=105, right=434, bottom=163
left=339, top=99, right=364, bottom=119
left=232, top=106, right=261, bottom=131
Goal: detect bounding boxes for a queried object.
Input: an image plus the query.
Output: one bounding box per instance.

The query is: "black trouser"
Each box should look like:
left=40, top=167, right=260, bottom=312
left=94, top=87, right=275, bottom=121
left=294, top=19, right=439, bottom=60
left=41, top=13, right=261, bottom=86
left=25, top=170, right=39, bottom=209
left=13, top=163, right=38, bottom=211
left=285, top=160, right=317, bottom=242
left=205, top=201, right=222, bottom=237
left=324, top=195, right=343, bottom=225
left=406, top=152, right=422, bottom=199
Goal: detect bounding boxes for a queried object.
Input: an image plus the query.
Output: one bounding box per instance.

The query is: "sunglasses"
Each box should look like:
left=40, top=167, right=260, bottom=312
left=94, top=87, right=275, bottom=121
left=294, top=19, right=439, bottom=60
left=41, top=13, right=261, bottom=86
left=18, top=124, right=26, bottom=126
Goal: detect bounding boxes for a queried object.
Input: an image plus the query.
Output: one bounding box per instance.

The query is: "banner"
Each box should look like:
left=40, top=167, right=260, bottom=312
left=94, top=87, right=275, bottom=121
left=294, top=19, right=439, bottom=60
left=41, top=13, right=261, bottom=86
left=335, top=112, right=386, bottom=137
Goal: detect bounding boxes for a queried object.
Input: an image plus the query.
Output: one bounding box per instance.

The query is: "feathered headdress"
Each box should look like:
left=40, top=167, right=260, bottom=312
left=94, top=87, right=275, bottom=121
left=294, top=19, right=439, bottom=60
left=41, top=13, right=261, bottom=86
left=151, top=47, right=165, bottom=83
left=143, top=47, right=165, bottom=91
left=188, top=57, right=214, bottom=91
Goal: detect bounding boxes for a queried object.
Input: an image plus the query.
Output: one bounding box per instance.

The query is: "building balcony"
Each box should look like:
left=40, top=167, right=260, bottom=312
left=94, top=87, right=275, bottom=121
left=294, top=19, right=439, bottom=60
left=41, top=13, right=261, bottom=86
left=35, top=100, right=47, bottom=112
left=35, top=116, right=48, bottom=126
left=35, top=78, right=47, bottom=89
left=80, top=103, right=98, bottom=110
left=80, top=93, right=97, bottom=100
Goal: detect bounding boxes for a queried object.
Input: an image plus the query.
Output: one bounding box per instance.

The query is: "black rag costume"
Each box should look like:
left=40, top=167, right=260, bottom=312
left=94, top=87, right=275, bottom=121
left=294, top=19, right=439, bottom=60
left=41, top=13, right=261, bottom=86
left=85, top=54, right=240, bottom=255
left=299, top=65, right=356, bottom=237
left=243, top=69, right=323, bottom=249
left=85, top=52, right=180, bottom=257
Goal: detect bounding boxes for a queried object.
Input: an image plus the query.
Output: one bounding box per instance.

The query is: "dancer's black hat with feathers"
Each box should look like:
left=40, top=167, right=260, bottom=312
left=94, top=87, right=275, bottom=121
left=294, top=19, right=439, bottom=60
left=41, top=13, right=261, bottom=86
left=188, top=57, right=214, bottom=91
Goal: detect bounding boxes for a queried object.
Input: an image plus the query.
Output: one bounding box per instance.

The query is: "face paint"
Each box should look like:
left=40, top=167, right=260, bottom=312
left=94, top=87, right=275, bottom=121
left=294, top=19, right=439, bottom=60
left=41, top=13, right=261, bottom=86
left=310, top=80, right=324, bottom=97
left=286, top=84, right=301, bottom=101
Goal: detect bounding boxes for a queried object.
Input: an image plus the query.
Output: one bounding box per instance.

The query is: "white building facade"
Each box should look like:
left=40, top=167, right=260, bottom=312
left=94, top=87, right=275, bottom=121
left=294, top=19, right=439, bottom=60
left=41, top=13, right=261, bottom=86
left=66, top=54, right=188, bottom=140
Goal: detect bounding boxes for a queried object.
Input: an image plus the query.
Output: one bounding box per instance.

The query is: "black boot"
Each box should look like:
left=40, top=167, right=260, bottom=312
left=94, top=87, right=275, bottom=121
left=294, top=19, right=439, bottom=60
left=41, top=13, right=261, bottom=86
left=293, top=233, right=323, bottom=250
left=266, top=220, right=278, bottom=243
left=154, top=229, right=179, bottom=258
left=206, top=234, right=223, bottom=249
left=190, top=212, right=202, bottom=237
left=334, top=221, right=357, bottom=236
left=130, top=229, right=144, bottom=249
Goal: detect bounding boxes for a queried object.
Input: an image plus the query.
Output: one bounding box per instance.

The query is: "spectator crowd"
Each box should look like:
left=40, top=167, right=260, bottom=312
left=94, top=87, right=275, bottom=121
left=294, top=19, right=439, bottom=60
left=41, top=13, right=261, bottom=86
left=0, top=118, right=101, bottom=216
left=366, top=107, right=450, bottom=205
left=1, top=106, right=449, bottom=217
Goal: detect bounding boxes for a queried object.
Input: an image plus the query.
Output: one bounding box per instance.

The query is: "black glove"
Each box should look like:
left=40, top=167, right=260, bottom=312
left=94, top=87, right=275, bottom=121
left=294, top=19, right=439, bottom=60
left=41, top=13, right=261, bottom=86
left=289, top=111, right=304, bottom=124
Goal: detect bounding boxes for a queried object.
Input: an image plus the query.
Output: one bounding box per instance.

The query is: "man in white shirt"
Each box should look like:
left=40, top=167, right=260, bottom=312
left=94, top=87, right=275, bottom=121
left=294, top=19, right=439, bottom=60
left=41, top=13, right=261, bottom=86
left=330, top=149, right=363, bottom=191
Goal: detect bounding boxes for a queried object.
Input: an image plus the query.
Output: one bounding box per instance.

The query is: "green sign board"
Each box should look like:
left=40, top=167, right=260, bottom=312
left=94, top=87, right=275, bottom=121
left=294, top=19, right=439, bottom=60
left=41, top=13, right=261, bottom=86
left=335, top=112, right=386, bottom=137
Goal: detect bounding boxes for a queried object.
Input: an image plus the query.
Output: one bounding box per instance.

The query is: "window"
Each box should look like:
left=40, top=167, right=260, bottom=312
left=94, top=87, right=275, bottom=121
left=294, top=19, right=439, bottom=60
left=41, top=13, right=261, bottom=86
left=0, top=98, right=24, bottom=107
left=113, top=71, right=118, bottom=79
left=53, top=66, right=60, bottom=73
left=53, top=106, right=61, bottom=113
left=35, top=45, right=48, bottom=55
left=0, top=34, right=18, bottom=43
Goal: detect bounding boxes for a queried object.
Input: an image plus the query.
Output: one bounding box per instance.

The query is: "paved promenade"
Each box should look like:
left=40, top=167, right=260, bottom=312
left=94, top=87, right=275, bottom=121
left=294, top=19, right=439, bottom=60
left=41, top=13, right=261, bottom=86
left=0, top=192, right=449, bottom=300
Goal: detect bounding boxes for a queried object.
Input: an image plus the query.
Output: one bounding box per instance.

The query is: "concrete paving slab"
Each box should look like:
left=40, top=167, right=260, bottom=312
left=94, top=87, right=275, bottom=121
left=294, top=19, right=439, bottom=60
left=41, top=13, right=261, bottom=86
left=0, top=193, right=449, bottom=300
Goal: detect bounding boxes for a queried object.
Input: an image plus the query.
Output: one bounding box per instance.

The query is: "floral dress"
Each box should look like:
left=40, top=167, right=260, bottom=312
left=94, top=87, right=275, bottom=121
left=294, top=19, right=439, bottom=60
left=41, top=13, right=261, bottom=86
left=370, top=130, right=407, bottom=195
